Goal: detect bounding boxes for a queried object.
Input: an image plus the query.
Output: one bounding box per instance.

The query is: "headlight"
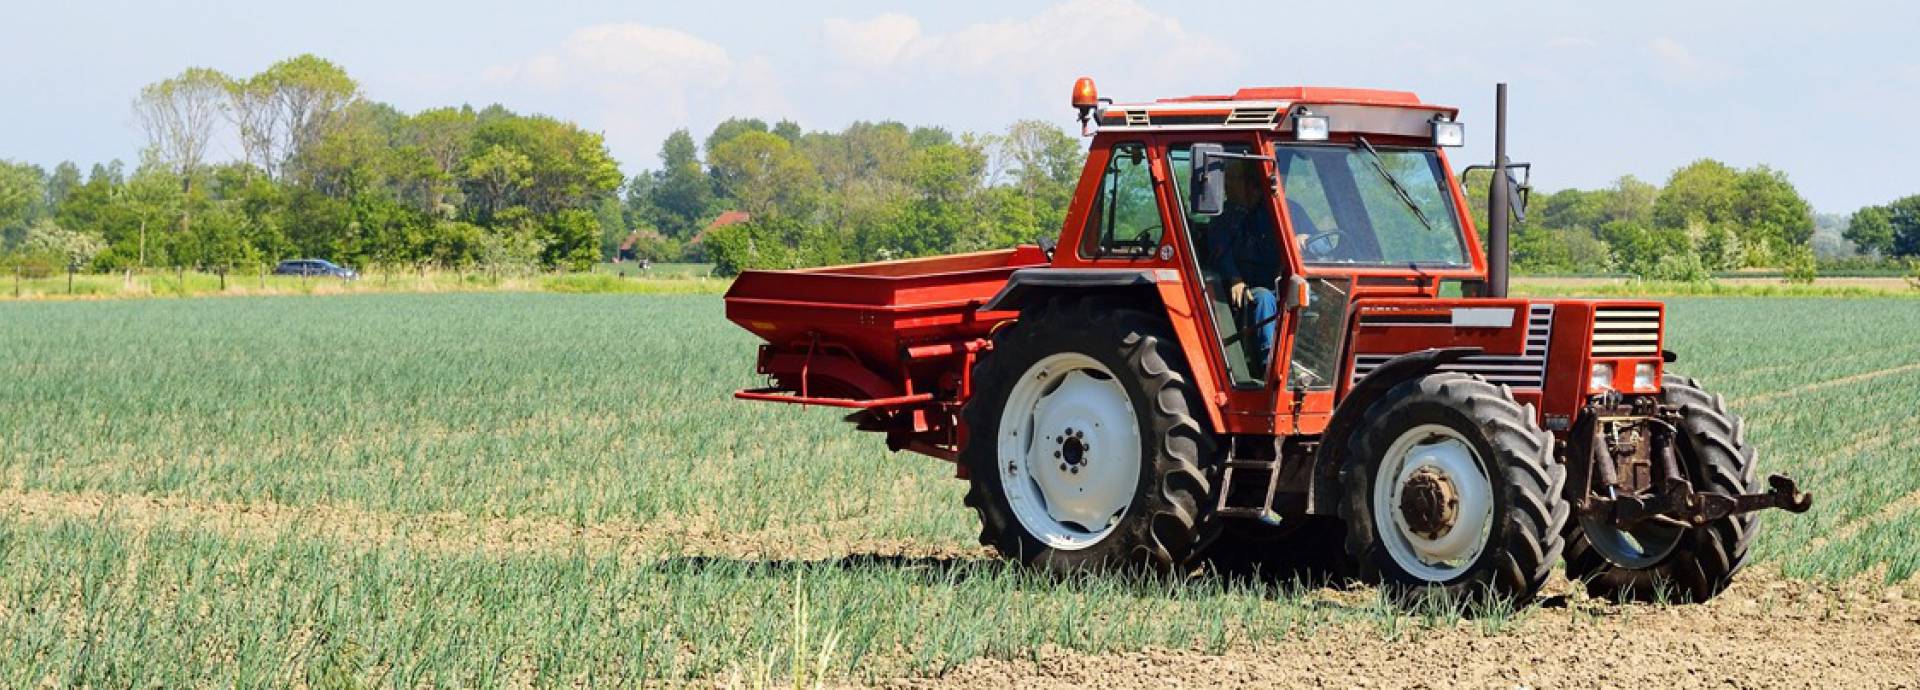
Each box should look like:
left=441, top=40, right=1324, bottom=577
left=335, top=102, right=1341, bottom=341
left=1293, top=111, right=1330, bottom=141
left=1431, top=118, right=1465, bottom=147
left=1589, top=363, right=1615, bottom=391
left=1633, top=362, right=1657, bottom=390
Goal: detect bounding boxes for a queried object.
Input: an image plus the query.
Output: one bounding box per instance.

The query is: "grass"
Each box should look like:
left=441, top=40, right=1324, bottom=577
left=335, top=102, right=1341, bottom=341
left=1, top=292, right=1917, bottom=683
left=1513, top=277, right=1920, bottom=299
left=0, top=265, right=728, bottom=301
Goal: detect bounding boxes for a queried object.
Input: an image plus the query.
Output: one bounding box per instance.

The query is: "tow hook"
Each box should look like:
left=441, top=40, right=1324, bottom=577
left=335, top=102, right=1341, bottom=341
left=1586, top=474, right=1813, bottom=529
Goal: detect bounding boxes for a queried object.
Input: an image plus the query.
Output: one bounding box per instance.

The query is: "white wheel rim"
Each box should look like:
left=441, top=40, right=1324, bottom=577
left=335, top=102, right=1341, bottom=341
left=997, top=353, right=1142, bottom=551
left=1373, top=424, right=1495, bottom=582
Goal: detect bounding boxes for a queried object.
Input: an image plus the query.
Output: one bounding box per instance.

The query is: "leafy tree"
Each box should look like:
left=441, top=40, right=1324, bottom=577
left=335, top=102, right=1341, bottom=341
left=772, top=119, right=802, bottom=143
left=1732, top=166, right=1814, bottom=257
left=45, top=162, right=82, bottom=211
left=0, top=160, right=45, bottom=240
left=1844, top=206, right=1894, bottom=256
left=402, top=107, right=478, bottom=214
left=704, top=118, right=770, bottom=155
left=1599, top=220, right=1690, bottom=279
left=708, top=131, right=820, bottom=220
left=261, top=55, right=360, bottom=179
left=1840, top=196, right=1920, bottom=259
left=1888, top=195, right=1920, bottom=258
left=1652, top=159, right=1739, bottom=229
left=542, top=209, right=601, bottom=271
left=18, top=220, right=103, bottom=268
left=134, top=67, right=228, bottom=182
left=462, top=145, right=531, bottom=223
left=646, top=130, right=711, bottom=239
left=1514, top=226, right=1610, bottom=273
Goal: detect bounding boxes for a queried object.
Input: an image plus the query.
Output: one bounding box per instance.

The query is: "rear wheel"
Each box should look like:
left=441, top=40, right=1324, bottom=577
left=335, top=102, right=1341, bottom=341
left=1339, top=373, right=1567, bottom=604
left=961, top=296, right=1213, bottom=574
left=1564, top=374, right=1758, bottom=603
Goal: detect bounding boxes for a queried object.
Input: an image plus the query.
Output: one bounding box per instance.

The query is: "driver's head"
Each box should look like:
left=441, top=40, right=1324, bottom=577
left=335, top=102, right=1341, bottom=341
left=1223, top=164, right=1263, bottom=206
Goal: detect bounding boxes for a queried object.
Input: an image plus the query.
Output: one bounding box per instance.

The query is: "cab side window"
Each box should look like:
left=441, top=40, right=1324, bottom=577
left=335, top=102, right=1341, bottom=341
left=1077, top=143, right=1162, bottom=257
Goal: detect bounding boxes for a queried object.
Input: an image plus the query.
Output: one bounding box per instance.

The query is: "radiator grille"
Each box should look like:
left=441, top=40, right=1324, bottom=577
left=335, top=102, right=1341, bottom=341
left=1591, top=307, right=1662, bottom=356
left=1350, top=304, right=1554, bottom=388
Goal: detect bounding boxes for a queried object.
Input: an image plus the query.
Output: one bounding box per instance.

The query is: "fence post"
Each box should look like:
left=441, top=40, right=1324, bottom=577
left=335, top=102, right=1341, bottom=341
left=68, top=263, right=75, bottom=295
left=259, top=263, right=266, bottom=290
left=12, top=266, right=19, bottom=298
left=178, top=266, right=186, bottom=297
left=219, top=266, right=227, bottom=291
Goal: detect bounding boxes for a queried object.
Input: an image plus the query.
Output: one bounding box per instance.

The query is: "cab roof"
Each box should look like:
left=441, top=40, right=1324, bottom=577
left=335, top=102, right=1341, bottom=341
left=1095, top=86, right=1456, bottom=136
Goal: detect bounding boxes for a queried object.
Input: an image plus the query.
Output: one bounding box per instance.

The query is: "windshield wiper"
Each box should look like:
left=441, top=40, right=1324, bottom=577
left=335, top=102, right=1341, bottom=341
left=1355, top=136, right=1436, bottom=233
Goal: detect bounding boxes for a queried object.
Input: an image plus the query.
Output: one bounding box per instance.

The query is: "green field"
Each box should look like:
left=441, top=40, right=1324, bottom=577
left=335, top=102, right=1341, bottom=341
left=2, top=293, right=1918, bottom=685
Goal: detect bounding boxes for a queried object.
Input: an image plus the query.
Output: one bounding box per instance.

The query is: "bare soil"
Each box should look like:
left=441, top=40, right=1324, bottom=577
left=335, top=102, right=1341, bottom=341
left=894, top=571, right=1920, bottom=689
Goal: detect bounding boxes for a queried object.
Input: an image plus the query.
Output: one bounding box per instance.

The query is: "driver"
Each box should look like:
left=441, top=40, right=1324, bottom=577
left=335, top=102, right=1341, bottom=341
left=1206, top=166, right=1283, bottom=361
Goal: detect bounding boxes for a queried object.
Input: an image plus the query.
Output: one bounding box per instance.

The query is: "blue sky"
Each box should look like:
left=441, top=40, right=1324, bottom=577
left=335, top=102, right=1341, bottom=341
left=1, top=0, right=1911, bottom=212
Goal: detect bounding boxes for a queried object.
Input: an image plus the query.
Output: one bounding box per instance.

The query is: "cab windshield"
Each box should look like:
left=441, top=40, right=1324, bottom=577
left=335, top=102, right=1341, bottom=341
left=1272, top=144, right=1469, bottom=268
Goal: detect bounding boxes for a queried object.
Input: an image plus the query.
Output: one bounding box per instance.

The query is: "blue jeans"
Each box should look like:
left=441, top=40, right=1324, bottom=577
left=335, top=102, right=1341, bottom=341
left=1246, top=286, right=1277, bottom=358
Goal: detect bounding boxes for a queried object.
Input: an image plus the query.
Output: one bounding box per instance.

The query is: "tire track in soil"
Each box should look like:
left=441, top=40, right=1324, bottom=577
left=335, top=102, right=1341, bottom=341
left=1813, top=488, right=1920, bottom=549
left=0, top=487, right=985, bottom=563
left=1736, top=360, right=1920, bottom=406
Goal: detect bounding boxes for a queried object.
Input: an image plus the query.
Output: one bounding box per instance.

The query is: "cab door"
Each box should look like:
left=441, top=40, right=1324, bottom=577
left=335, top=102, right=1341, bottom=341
left=1161, top=135, right=1292, bottom=435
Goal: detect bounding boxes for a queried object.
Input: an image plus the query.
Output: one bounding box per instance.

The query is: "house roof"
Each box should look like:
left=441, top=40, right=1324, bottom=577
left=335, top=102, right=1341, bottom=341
left=689, top=211, right=751, bottom=245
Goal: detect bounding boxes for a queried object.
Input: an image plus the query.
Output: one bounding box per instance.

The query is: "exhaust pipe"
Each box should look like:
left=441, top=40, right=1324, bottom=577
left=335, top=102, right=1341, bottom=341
left=1487, top=83, right=1510, bottom=298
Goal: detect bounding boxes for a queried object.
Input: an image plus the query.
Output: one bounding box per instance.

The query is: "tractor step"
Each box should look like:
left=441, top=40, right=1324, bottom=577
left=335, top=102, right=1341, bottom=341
left=1215, top=458, right=1284, bottom=524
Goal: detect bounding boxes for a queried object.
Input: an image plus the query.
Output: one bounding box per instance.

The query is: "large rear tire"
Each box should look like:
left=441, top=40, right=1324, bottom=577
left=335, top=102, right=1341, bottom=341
left=960, top=296, right=1214, bottom=574
left=1564, top=374, right=1758, bottom=603
left=1338, top=373, right=1567, bottom=604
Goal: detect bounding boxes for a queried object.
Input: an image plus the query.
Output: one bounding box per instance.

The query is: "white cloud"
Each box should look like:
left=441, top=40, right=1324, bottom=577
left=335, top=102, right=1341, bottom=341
left=820, top=0, right=1234, bottom=105
left=823, top=13, right=921, bottom=70
left=484, top=23, right=792, bottom=165
left=1648, top=36, right=1730, bottom=83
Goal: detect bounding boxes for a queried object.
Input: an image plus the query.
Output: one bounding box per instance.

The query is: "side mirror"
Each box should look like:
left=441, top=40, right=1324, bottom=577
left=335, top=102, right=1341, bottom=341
left=1190, top=143, right=1226, bottom=217
left=1281, top=274, right=1311, bottom=311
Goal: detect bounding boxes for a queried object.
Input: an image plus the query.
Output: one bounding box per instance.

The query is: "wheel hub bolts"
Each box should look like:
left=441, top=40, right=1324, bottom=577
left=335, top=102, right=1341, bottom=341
left=1400, top=466, right=1460, bottom=539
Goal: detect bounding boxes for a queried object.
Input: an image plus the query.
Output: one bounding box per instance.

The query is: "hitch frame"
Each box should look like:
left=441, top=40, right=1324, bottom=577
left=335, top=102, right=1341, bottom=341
left=1574, top=403, right=1814, bottom=531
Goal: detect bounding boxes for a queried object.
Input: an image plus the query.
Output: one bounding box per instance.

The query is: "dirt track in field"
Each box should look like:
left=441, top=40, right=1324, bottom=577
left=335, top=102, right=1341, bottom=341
left=1737, top=361, right=1920, bottom=406
left=899, top=571, right=1920, bottom=689
left=0, top=487, right=979, bottom=563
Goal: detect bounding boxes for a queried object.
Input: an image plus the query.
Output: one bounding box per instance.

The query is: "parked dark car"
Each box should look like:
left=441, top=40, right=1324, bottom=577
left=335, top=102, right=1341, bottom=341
left=273, top=259, right=358, bottom=280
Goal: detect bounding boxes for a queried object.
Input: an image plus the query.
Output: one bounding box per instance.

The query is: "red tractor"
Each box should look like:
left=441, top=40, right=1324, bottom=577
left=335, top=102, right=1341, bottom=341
left=725, top=79, right=1809, bottom=605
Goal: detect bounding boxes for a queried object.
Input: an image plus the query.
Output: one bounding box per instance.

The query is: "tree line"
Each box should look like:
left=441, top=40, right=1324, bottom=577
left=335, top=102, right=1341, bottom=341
left=0, top=54, right=1086, bottom=278
left=1, top=53, right=1911, bottom=280
left=0, top=55, right=626, bottom=274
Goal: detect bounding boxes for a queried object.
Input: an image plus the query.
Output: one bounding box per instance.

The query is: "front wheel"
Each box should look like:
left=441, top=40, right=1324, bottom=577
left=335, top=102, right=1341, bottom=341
left=960, top=296, right=1214, bottom=574
left=1339, top=373, right=1568, bottom=604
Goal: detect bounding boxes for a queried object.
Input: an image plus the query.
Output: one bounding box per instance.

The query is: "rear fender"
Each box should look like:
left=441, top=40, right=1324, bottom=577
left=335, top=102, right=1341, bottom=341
left=1306, top=346, right=1482, bottom=515
left=982, top=267, right=1228, bottom=433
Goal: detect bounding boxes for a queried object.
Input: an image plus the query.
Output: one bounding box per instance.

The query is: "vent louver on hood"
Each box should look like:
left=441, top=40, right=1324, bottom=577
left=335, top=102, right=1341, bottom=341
left=1591, top=308, right=1661, bottom=357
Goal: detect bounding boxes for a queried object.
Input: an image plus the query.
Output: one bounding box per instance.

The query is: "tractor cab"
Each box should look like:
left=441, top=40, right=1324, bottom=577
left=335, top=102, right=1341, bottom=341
left=1048, top=83, right=1492, bottom=437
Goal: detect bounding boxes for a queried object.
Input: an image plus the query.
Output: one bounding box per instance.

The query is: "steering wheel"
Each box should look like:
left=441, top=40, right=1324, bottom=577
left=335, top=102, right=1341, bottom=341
left=1132, top=226, right=1163, bottom=247
left=1300, top=230, right=1346, bottom=260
